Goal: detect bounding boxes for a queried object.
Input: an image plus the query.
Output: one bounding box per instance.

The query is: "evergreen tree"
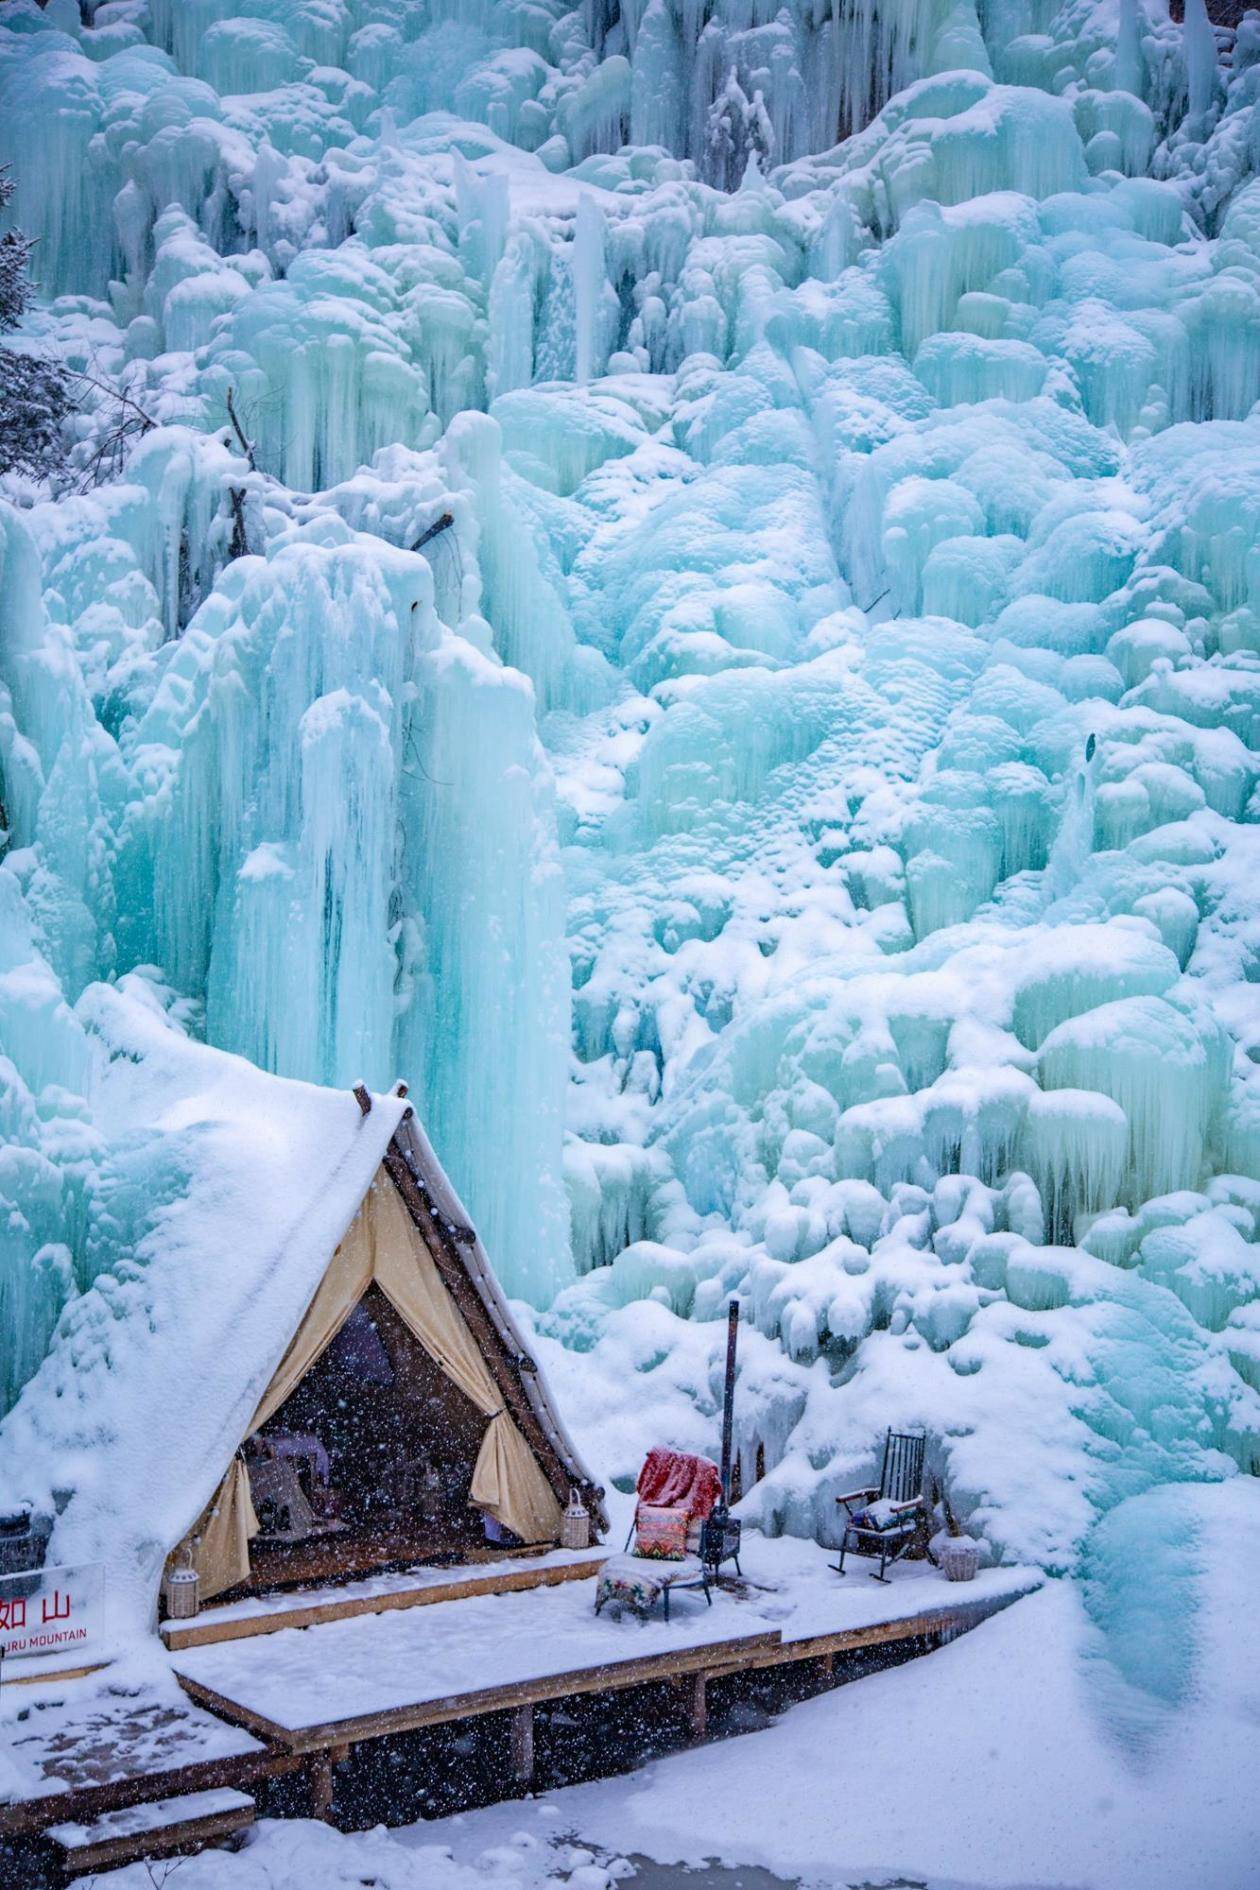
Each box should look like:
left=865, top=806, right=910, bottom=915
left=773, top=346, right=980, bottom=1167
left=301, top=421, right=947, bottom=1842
left=0, top=167, right=72, bottom=480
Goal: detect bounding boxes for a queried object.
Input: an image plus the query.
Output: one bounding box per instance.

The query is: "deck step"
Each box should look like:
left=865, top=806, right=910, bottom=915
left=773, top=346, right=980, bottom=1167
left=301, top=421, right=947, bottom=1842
left=161, top=1549, right=609, bottom=1650
left=45, top=1787, right=256, bottom=1875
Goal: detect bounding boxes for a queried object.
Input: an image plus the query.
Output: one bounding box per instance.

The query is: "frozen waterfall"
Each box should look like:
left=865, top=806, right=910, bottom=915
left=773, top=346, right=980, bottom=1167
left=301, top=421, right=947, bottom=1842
left=0, top=0, right=1259, bottom=1592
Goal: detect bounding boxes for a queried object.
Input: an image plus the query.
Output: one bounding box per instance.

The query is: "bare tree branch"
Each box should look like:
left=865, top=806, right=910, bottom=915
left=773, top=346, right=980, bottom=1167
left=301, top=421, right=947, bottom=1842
left=411, top=510, right=454, bottom=551
left=227, top=486, right=252, bottom=560
left=70, top=370, right=157, bottom=433
left=225, top=384, right=256, bottom=471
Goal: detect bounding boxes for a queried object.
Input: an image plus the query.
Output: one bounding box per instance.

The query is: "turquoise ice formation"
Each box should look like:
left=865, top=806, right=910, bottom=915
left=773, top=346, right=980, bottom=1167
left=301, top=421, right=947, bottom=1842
left=2, top=0, right=1260, bottom=1573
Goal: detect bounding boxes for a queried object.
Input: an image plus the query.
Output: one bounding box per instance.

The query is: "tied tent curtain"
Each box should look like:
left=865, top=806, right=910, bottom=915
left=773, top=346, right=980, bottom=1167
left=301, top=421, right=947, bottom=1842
left=168, top=1167, right=561, bottom=1599
left=370, top=1180, right=562, bottom=1547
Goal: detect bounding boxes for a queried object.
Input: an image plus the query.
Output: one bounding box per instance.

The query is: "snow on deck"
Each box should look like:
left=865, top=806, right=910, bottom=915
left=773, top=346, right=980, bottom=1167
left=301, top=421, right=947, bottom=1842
left=0, top=1662, right=263, bottom=1808
left=46, top=1786, right=255, bottom=1850
left=718, top=1533, right=1038, bottom=1647
left=170, top=1536, right=1040, bottom=1737
left=182, top=1544, right=612, bottom=1635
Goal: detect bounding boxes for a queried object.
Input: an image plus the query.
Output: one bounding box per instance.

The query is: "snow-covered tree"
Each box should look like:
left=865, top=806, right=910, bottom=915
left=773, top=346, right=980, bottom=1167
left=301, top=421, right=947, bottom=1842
left=0, top=167, right=72, bottom=479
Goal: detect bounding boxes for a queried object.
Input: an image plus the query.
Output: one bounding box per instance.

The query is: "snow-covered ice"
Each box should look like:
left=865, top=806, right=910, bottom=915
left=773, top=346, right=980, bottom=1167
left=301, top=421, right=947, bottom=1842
left=2, top=0, right=1260, bottom=1875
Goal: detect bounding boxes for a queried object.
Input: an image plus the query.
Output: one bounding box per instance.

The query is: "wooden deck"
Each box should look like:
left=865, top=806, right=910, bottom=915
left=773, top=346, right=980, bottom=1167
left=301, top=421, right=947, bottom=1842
left=167, top=1549, right=1040, bottom=1800
left=177, top=1625, right=785, bottom=1753
left=47, top=1787, right=257, bottom=1877
left=2, top=1544, right=1042, bottom=1861
left=161, top=1546, right=611, bottom=1651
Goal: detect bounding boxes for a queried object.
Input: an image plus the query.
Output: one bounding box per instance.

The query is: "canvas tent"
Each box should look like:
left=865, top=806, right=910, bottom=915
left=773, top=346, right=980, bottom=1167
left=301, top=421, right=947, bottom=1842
left=179, top=1120, right=605, bottom=1600
left=0, top=984, right=604, bottom=1642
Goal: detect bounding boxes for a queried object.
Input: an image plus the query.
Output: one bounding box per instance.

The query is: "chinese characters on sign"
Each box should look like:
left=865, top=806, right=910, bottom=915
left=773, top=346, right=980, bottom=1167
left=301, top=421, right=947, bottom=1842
left=0, top=1564, right=103, bottom=1660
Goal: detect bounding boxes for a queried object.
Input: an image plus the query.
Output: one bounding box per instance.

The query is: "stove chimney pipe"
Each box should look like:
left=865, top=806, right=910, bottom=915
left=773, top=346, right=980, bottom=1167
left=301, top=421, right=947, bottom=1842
left=718, top=1297, right=739, bottom=1505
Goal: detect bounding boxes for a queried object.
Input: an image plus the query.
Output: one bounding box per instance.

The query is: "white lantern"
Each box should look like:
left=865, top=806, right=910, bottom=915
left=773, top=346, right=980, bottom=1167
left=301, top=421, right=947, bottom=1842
left=166, top=1568, right=201, bottom=1619
left=560, top=1489, right=590, bottom=1551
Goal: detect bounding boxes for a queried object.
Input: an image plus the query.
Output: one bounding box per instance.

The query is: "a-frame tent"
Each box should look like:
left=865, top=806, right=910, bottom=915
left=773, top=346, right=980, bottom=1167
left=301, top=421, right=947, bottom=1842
left=0, top=988, right=604, bottom=1644
left=178, top=1105, right=607, bottom=1602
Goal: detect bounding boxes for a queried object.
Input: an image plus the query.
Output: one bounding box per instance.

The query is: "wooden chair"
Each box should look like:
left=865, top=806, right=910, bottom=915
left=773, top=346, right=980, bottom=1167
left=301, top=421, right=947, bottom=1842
left=832, top=1430, right=927, bottom=1582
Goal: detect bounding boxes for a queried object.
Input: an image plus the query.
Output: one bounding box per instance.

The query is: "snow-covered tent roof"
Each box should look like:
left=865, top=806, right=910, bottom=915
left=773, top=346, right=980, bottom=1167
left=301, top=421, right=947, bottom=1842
left=0, top=985, right=602, bottom=1649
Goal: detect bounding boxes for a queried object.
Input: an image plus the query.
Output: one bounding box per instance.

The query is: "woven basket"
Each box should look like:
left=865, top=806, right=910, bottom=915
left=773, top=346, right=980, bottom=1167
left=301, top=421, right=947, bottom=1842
left=940, top=1538, right=979, bottom=1583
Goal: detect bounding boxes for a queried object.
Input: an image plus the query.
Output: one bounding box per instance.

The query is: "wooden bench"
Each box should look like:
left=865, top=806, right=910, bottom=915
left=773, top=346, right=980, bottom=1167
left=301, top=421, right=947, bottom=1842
left=45, top=1787, right=256, bottom=1877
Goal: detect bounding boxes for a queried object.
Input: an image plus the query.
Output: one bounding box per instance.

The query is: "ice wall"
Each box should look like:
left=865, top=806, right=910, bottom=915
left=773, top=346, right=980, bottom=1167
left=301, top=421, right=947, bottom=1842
left=0, top=419, right=570, bottom=1302
left=2, top=0, right=1260, bottom=1590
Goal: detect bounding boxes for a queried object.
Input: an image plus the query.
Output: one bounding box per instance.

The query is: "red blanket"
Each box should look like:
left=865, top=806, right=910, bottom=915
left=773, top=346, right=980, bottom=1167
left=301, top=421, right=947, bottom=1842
left=636, top=1447, right=722, bottom=1522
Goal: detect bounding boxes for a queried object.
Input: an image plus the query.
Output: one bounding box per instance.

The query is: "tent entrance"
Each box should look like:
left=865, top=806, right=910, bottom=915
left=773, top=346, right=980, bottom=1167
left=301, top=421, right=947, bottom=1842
left=168, top=1164, right=566, bottom=1607
left=243, top=1284, right=492, bottom=1590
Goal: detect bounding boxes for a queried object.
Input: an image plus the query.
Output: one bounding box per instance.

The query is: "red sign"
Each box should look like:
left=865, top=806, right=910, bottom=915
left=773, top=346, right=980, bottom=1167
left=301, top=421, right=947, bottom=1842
left=0, top=1565, right=103, bottom=1661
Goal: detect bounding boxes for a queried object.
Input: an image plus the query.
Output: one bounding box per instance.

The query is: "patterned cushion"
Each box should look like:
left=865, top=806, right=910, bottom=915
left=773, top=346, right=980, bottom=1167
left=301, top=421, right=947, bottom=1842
left=852, top=1498, right=910, bottom=1533
left=596, top=1556, right=672, bottom=1615
left=635, top=1503, right=689, bottom=1560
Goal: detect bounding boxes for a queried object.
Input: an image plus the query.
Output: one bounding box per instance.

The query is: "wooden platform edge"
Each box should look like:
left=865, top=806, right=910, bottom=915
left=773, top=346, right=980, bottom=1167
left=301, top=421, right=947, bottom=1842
left=0, top=1748, right=301, bottom=1840
left=746, top=1578, right=1040, bottom=1670
left=175, top=1628, right=786, bottom=1754
left=51, top=1797, right=256, bottom=1876
left=1, top=1661, right=109, bottom=1689
left=172, top=1582, right=1044, bottom=1758
left=161, top=1553, right=610, bottom=1651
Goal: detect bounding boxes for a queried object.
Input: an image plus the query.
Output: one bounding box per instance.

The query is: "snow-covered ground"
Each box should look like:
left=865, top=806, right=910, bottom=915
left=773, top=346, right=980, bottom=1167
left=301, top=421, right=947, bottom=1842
left=87, top=1480, right=1260, bottom=1890
left=525, top=1486, right=1260, bottom=1890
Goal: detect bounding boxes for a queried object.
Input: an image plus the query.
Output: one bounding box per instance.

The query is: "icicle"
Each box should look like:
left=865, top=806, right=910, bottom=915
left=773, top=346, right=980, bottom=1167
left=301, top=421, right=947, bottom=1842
left=1115, top=0, right=1146, bottom=99
left=1039, top=999, right=1226, bottom=1207
left=1022, top=1090, right=1129, bottom=1244
left=1183, top=0, right=1220, bottom=128
left=574, top=195, right=611, bottom=386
